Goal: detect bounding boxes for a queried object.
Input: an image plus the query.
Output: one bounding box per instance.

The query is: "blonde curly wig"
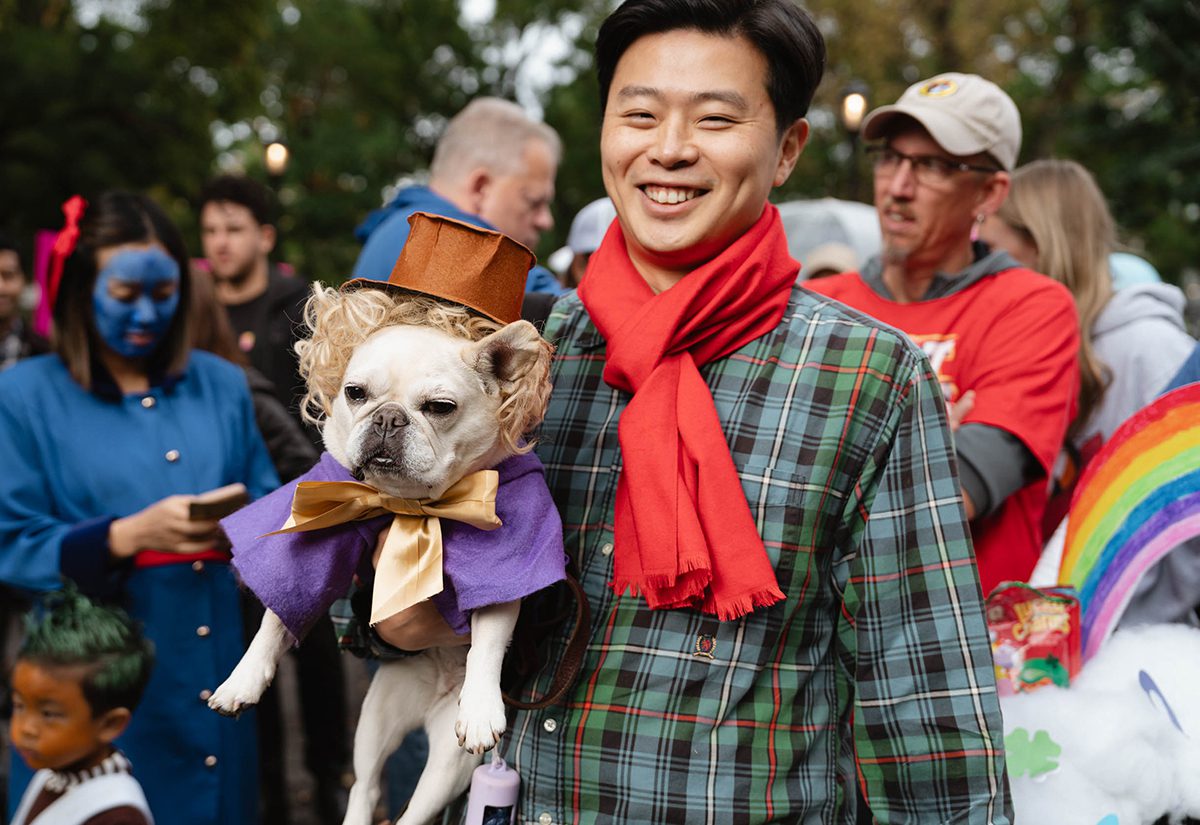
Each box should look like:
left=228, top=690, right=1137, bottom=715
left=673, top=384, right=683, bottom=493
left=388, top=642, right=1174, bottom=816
left=296, top=284, right=553, bottom=454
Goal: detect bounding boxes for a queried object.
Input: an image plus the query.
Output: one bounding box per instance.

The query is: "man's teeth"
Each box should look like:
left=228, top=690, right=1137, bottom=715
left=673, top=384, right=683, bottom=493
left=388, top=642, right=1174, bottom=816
left=644, top=186, right=700, bottom=205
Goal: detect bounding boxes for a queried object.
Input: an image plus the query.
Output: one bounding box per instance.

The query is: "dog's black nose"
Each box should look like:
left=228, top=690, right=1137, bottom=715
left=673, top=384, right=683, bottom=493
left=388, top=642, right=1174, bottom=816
left=371, top=406, right=410, bottom=437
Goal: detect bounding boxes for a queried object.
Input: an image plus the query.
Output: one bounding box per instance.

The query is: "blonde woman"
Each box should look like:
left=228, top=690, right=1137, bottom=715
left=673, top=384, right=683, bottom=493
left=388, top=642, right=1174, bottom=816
left=983, top=160, right=1199, bottom=626
left=982, top=159, right=1194, bottom=453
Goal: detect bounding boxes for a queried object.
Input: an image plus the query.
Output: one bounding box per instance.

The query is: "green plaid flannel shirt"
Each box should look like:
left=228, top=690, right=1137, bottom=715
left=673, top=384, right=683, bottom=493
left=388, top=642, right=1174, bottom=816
left=501, top=286, right=1012, bottom=824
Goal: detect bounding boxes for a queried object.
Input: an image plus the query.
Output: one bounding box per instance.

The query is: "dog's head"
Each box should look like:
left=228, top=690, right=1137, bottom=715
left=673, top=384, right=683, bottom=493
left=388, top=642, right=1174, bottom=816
left=296, top=285, right=552, bottom=499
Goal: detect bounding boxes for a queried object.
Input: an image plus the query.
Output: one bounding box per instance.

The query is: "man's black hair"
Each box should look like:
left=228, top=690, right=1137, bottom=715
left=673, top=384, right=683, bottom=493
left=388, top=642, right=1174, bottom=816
left=0, top=232, right=18, bottom=257
left=197, top=174, right=276, bottom=227
left=595, top=0, right=826, bottom=135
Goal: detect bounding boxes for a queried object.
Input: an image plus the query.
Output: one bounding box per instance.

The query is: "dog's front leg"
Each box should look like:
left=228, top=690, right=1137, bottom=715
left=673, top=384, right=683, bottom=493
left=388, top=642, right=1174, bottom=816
left=455, top=599, right=521, bottom=754
left=208, top=608, right=294, bottom=716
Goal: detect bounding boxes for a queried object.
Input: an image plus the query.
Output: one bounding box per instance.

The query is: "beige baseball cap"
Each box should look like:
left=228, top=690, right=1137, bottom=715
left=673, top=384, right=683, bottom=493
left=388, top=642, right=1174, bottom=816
left=861, top=73, right=1022, bottom=171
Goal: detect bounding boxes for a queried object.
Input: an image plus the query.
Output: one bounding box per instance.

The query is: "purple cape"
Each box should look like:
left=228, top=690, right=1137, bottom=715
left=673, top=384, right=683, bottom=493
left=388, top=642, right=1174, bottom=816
left=222, top=451, right=566, bottom=638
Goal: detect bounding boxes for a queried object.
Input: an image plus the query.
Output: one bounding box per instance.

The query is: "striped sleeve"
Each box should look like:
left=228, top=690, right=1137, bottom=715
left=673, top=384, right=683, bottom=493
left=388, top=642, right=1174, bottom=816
left=837, top=348, right=1013, bottom=823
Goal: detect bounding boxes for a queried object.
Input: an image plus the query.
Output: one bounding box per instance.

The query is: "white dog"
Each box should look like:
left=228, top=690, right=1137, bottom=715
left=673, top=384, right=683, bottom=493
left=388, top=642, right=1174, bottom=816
left=209, top=284, right=560, bottom=825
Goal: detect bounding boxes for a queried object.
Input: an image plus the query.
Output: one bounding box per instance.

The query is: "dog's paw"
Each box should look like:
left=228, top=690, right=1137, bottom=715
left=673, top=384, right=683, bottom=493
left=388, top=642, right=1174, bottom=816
left=455, top=685, right=507, bottom=754
left=207, top=663, right=275, bottom=717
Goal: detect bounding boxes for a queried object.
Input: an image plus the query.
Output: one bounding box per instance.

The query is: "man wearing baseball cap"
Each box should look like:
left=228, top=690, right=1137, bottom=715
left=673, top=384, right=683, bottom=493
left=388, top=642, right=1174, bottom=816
left=807, top=73, right=1081, bottom=596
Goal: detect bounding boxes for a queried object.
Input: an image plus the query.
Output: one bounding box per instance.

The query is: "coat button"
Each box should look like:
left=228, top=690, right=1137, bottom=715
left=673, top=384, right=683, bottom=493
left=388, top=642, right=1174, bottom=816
left=204, top=755, right=218, bottom=768
left=192, top=560, right=205, bottom=572
left=196, top=625, right=211, bottom=637
left=542, top=718, right=558, bottom=733
left=165, top=449, right=180, bottom=463
left=199, top=689, right=212, bottom=701
left=141, top=396, right=156, bottom=409
left=538, top=814, right=553, bottom=825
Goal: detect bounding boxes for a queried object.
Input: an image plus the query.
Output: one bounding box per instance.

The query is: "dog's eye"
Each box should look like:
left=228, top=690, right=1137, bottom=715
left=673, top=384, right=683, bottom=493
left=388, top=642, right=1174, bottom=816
left=421, top=399, right=457, bottom=416
left=343, top=385, right=367, bottom=403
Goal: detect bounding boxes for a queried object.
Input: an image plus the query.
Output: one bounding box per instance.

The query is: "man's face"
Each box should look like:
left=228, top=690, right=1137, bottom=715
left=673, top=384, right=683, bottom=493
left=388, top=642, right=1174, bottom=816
left=10, top=662, right=113, bottom=771
left=0, top=249, right=24, bottom=322
left=477, top=139, right=557, bottom=250
left=600, top=29, right=806, bottom=280
left=199, top=201, right=274, bottom=283
left=873, top=127, right=1000, bottom=271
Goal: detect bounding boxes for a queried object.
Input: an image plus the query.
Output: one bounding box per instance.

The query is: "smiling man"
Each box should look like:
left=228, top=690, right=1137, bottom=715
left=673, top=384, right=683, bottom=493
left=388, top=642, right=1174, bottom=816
left=806, top=74, right=1080, bottom=597
left=482, top=3, right=1013, bottom=822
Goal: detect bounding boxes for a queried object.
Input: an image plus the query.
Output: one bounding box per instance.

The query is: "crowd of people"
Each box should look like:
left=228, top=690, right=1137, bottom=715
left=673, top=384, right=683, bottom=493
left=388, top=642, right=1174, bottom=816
left=2, top=0, right=1198, bottom=823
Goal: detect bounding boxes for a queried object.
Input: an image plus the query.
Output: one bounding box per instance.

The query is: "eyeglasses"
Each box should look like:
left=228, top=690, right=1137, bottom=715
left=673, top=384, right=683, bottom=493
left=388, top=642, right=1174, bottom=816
left=865, top=145, right=1001, bottom=186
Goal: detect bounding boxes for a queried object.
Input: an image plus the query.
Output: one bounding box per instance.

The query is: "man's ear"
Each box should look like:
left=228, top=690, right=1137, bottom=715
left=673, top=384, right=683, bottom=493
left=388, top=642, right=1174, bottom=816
left=258, top=223, right=278, bottom=257
left=974, top=171, right=1012, bottom=218
left=463, top=320, right=546, bottom=393
left=95, top=707, right=132, bottom=745
left=773, top=118, right=810, bottom=188
left=462, top=167, right=494, bottom=215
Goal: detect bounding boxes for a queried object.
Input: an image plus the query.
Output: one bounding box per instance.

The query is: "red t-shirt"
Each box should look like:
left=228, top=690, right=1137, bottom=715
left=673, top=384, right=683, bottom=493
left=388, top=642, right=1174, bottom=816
left=805, top=268, right=1079, bottom=594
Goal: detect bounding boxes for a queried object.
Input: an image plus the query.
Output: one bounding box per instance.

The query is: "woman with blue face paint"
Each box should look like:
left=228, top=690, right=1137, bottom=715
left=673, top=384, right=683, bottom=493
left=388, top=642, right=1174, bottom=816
left=0, top=191, right=280, bottom=825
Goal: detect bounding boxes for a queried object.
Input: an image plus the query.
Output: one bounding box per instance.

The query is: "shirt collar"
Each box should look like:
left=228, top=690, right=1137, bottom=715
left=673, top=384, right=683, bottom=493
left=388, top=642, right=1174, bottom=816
left=44, top=750, right=133, bottom=794
left=860, top=242, right=1022, bottom=301
left=89, top=351, right=187, bottom=401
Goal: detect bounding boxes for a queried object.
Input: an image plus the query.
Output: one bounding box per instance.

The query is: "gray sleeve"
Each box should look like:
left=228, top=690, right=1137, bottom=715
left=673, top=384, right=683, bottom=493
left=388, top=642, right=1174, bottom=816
left=955, top=423, right=1043, bottom=519
left=1118, top=538, right=1200, bottom=628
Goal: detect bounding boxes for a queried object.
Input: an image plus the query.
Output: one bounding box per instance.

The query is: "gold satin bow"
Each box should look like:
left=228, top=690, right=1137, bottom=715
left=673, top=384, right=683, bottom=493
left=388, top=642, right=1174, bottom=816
left=265, top=470, right=502, bottom=625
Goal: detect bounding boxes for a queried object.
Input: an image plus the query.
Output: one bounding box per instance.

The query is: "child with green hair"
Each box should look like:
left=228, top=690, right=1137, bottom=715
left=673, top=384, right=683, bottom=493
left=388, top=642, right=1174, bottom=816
left=8, top=587, right=155, bottom=825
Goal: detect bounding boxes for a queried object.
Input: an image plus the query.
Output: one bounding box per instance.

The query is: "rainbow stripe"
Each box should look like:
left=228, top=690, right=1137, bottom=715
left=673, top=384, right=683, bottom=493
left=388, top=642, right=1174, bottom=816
left=1059, top=383, right=1200, bottom=659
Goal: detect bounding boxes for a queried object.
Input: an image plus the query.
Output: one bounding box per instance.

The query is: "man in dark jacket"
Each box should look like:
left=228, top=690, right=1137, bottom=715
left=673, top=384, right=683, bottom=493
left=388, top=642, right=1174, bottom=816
left=199, top=175, right=311, bottom=421
left=197, top=174, right=348, bottom=825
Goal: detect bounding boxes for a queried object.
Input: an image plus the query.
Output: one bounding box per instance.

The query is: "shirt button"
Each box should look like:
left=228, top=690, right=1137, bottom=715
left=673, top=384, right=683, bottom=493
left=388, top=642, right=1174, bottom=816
left=165, top=449, right=180, bottom=463
left=538, top=813, right=553, bottom=825
left=204, top=755, right=218, bottom=768
left=196, top=625, right=211, bottom=637
left=192, top=560, right=205, bottom=573
left=600, top=542, right=614, bottom=556
left=199, top=689, right=212, bottom=701
left=141, top=396, right=156, bottom=409
left=542, top=718, right=558, bottom=733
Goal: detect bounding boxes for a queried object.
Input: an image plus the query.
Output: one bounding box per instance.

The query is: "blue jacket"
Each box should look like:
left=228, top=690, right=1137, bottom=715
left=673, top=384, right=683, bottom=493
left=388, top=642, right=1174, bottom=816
left=353, top=185, right=565, bottom=294
left=1163, top=341, right=1200, bottom=394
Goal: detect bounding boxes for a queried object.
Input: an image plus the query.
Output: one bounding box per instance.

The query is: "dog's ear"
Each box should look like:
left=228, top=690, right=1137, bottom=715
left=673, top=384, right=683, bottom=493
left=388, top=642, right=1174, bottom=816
left=463, top=320, right=545, bottom=392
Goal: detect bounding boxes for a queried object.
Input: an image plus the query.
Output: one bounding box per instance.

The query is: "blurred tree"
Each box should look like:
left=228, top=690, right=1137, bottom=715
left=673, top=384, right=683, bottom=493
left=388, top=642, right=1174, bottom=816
left=246, top=0, right=484, bottom=282
left=0, top=0, right=271, bottom=257
left=1058, top=0, right=1200, bottom=278
left=1, top=0, right=1196, bottom=286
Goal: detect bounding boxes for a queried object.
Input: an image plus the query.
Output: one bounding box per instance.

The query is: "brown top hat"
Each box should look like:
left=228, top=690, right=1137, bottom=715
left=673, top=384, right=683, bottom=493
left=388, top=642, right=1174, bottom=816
left=344, top=212, right=534, bottom=324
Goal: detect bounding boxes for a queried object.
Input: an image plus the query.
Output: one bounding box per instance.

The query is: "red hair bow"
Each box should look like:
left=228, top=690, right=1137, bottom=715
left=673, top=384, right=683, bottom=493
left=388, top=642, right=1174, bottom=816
left=48, top=195, right=88, bottom=309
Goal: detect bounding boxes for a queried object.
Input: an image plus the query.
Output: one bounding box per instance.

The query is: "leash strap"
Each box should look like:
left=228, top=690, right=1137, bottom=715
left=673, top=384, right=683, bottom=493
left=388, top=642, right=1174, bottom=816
left=502, top=572, right=590, bottom=710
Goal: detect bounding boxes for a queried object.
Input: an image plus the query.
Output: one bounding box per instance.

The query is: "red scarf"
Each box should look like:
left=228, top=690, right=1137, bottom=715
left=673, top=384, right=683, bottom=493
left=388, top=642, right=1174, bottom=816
left=578, top=205, right=797, bottom=620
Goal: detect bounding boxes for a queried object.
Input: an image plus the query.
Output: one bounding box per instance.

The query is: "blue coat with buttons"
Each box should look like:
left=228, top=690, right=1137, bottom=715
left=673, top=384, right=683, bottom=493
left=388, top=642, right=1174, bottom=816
left=0, top=350, right=280, bottom=825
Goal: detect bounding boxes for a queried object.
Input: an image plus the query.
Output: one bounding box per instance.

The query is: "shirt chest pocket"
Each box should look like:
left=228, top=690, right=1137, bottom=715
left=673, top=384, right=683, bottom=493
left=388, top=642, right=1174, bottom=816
left=735, top=464, right=841, bottom=592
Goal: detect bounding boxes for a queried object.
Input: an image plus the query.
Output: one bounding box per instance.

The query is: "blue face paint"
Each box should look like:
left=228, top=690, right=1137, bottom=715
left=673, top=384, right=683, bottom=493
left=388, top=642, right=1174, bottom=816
left=92, top=248, right=181, bottom=359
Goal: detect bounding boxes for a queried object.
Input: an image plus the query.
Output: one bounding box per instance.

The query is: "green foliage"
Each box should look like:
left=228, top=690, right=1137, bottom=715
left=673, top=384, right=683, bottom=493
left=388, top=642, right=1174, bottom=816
left=0, top=0, right=1197, bottom=285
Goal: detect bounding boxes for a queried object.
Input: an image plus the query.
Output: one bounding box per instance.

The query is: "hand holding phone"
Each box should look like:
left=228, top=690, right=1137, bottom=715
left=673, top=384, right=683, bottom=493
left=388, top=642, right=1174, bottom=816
left=188, top=483, right=250, bottom=521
